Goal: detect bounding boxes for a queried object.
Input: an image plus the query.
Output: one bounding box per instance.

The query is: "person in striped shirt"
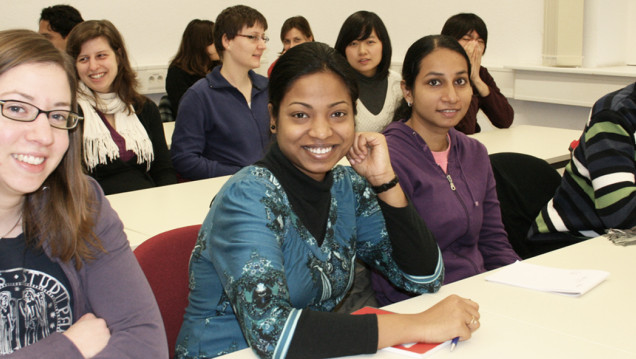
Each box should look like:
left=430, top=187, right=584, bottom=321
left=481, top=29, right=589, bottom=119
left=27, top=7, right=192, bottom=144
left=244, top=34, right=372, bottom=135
left=530, top=82, right=636, bottom=241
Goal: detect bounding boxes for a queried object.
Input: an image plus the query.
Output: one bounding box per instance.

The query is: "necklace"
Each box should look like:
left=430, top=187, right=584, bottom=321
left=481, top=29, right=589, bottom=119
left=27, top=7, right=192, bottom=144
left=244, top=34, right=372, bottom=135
left=0, top=214, right=22, bottom=239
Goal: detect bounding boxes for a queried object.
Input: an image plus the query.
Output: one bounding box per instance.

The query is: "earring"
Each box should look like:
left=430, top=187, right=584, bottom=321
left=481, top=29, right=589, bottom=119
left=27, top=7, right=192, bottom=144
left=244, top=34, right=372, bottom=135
left=407, top=101, right=412, bottom=107
left=270, top=125, right=276, bottom=130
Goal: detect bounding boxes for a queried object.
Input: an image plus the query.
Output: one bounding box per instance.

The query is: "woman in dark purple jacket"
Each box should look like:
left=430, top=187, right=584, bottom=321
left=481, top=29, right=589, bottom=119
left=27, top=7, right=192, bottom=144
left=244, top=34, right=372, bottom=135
left=372, top=35, right=520, bottom=306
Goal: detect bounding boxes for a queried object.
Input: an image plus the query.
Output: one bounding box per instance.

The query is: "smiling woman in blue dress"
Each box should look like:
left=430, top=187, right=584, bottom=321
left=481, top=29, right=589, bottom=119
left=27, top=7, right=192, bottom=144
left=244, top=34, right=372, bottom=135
left=175, top=42, right=480, bottom=359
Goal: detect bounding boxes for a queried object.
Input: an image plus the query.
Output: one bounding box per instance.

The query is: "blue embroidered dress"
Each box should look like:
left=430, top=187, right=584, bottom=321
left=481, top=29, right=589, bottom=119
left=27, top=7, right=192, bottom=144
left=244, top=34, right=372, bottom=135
left=175, top=164, right=443, bottom=359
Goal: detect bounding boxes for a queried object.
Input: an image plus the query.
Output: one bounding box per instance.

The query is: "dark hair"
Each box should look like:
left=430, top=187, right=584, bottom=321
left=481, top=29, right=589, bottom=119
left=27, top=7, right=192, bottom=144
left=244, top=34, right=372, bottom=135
left=280, top=15, right=314, bottom=43
left=66, top=20, right=146, bottom=112
left=334, top=11, right=392, bottom=79
left=0, top=29, right=102, bottom=269
left=213, top=5, right=268, bottom=59
left=170, top=19, right=220, bottom=77
left=39, top=4, right=84, bottom=38
left=441, top=13, right=488, bottom=55
left=269, top=42, right=358, bottom=120
left=392, top=35, right=471, bottom=122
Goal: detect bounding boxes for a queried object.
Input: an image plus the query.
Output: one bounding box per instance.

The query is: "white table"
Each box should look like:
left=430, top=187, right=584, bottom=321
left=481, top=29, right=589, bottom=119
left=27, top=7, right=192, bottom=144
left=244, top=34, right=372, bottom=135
left=106, top=176, right=230, bottom=249
left=218, top=236, right=636, bottom=358
left=108, top=158, right=349, bottom=250
left=468, top=125, right=582, bottom=166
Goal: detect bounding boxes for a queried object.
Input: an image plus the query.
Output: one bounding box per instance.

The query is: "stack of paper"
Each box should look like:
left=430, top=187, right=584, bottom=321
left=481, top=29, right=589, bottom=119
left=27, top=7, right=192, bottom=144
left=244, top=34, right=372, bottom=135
left=485, top=261, right=609, bottom=296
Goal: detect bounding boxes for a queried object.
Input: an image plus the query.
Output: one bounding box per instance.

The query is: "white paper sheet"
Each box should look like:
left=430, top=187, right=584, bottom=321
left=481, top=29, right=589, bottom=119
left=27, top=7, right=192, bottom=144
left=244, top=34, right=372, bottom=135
left=485, top=261, right=609, bottom=296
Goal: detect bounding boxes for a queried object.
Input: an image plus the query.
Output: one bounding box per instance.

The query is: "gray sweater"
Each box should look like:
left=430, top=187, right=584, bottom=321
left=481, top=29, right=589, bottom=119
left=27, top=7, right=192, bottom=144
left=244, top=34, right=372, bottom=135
left=7, top=178, right=168, bottom=358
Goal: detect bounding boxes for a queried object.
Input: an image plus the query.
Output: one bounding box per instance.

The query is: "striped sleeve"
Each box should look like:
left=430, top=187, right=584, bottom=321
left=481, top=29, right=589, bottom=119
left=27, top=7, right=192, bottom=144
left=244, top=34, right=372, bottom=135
left=533, top=109, right=635, bottom=237
left=582, top=111, right=636, bottom=228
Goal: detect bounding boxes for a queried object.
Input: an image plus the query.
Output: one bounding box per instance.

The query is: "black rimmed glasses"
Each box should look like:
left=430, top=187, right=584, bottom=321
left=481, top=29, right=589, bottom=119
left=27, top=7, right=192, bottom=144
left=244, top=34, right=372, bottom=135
left=236, top=34, right=270, bottom=43
left=0, top=99, right=81, bottom=130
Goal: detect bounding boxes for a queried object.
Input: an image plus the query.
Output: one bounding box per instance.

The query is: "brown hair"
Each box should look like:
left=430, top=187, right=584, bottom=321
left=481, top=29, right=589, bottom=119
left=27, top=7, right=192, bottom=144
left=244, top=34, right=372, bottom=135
left=213, top=5, right=268, bottom=59
left=0, top=29, right=103, bottom=269
left=280, top=16, right=314, bottom=43
left=170, top=19, right=220, bottom=77
left=66, top=20, right=146, bottom=113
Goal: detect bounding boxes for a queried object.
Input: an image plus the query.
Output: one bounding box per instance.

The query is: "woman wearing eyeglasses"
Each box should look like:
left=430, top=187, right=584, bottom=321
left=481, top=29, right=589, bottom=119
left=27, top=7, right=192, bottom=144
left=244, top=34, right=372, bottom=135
left=65, top=20, right=176, bottom=195
left=0, top=29, right=166, bottom=357
left=170, top=5, right=271, bottom=180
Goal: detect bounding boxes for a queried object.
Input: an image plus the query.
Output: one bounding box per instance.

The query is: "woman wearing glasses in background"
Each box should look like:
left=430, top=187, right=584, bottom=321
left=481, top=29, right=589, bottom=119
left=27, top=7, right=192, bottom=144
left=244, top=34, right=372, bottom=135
left=170, top=5, right=271, bottom=180
left=66, top=20, right=177, bottom=195
left=0, top=29, right=166, bottom=357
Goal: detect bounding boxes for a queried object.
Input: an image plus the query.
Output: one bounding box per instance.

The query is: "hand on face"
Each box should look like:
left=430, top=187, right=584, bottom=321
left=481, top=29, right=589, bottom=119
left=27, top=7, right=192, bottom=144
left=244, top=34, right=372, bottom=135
left=462, top=40, right=483, bottom=83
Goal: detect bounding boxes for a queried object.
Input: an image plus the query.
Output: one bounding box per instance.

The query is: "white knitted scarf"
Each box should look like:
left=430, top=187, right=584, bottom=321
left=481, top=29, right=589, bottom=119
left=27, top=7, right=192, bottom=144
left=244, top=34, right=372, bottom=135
left=77, top=82, right=154, bottom=172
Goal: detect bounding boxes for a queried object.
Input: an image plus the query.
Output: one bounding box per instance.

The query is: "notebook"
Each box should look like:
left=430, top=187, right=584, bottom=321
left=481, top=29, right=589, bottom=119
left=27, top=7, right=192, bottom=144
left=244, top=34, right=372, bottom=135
left=485, top=261, right=609, bottom=296
left=352, top=306, right=451, bottom=358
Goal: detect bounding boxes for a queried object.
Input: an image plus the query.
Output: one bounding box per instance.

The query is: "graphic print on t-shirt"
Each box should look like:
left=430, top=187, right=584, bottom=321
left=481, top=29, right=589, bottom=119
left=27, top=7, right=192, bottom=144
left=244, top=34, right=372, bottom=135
left=0, top=268, right=72, bottom=354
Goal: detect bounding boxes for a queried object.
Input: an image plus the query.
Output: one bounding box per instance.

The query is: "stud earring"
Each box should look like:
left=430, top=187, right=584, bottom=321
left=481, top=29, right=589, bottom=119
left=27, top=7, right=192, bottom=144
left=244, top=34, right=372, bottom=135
left=407, top=101, right=412, bottom=107
left=270, top=125, right=276, bottom=130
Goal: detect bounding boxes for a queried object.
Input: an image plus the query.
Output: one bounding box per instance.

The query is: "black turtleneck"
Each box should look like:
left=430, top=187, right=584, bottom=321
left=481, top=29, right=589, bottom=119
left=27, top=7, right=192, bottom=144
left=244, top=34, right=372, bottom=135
left=355, top=71, right=388, bottom=115
left=255, top=141, right=441, bottom=358
left=256, top=141, right=333, bottom=245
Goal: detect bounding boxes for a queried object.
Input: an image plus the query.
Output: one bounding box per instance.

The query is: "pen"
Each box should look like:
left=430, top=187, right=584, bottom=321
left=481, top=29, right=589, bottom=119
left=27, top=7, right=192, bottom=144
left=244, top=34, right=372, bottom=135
left=450, top=337, right=459, bottom=352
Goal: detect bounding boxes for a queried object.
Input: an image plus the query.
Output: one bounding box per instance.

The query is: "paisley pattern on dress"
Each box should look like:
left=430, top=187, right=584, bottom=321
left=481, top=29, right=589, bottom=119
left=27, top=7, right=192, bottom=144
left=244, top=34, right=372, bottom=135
left=174, top=165, right=443, bottom=359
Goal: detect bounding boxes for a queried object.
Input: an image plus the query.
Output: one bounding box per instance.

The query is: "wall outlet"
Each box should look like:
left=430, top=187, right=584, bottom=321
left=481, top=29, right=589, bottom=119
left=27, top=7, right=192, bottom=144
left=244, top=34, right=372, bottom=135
left=136, top=66, right=168, bottom=94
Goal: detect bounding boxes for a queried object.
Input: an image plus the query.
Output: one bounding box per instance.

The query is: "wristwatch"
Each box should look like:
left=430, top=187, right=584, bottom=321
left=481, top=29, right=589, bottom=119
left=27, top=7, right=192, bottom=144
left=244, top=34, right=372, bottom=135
left=371, top=175, right=399, bottom=194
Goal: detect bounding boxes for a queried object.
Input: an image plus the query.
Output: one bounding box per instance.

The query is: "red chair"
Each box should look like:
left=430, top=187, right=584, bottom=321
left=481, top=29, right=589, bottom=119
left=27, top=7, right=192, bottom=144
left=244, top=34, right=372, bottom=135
left=133, top=225, right=200, bottom=358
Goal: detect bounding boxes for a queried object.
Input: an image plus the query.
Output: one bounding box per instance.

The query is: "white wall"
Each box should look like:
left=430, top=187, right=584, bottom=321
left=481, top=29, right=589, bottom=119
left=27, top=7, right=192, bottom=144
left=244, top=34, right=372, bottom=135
left=583, top=0, right=629, bottom=67
left=1, top=0, right=544, bottom=71
left=1, top=0, right=631, bottom=132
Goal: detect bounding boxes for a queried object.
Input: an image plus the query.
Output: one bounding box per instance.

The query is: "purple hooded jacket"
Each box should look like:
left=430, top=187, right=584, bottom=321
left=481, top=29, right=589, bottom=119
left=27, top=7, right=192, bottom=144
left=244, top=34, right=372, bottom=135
left=372, top=121, right=520, bottom=305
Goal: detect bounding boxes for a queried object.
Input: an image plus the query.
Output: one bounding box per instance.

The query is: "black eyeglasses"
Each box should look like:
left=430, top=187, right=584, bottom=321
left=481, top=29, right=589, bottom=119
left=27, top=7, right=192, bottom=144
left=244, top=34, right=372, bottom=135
left=0, top=100, right=81, bottom=130
left=236, top=34, right=270, bottom=43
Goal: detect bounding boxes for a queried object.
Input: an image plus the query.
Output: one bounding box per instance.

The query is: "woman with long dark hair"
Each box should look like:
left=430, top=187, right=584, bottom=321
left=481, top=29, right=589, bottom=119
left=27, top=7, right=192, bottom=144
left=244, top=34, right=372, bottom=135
left=175, top=41, right=480, bottom=359
left=166, top=19, right=221, bottom=115
left=373, top=35, right=519, bottom=305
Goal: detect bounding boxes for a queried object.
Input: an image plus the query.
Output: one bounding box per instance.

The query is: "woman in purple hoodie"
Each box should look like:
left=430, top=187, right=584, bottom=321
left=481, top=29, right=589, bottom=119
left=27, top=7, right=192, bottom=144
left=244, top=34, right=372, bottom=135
left=372, top=35, right=520, bottom=306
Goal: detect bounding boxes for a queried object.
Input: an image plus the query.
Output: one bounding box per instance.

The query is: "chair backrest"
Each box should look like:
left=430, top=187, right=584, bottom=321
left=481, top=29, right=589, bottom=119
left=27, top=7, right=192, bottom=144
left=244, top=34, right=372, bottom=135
left=489, top=152, right=562, bottom=259
left=134, top=224, right=200, bottom=358
left=158, top=95, right=175, bottom=122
